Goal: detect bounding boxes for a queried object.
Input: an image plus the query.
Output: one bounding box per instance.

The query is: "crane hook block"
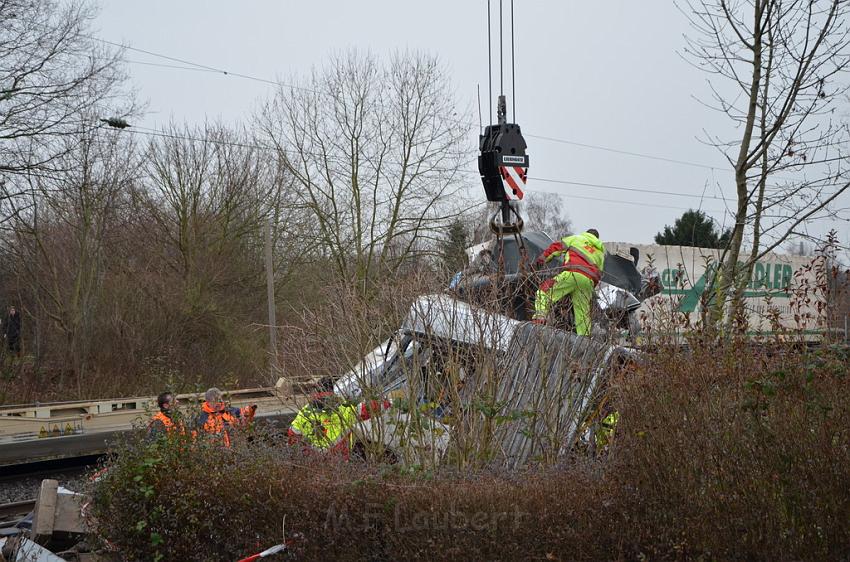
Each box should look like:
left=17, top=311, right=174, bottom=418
left=478, top=122, right=529, bottom=202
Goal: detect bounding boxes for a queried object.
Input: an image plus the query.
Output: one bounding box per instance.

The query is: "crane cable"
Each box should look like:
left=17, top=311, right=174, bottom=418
left=499, top=0, right=504, bottom=97
left=511, top=0, right=516, bottom=122
left=487, top=1, right=493, bottom=126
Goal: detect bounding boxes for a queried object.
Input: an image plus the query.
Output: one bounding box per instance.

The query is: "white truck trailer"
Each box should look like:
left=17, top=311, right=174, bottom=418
left=606, top=243, right=827, bottom=338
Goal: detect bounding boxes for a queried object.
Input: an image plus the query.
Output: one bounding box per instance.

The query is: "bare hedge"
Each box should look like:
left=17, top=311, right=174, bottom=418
left=90, top=341, right=850, bottom=561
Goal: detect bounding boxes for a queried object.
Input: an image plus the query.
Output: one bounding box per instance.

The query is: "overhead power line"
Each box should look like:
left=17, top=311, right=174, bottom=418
left=525, top=133, right=726, bottom=171
left=82, top=29, right=831, bottom=192
left=125, top=126, right=725, bottom=201
left=90, top=32, right=730, bottom=169
left=527, top=185, right=724, bottom=213
left=94, top=35, right=272, bottom=82
left=529, top=176, right=728, bottom=201
left=104, top=125, right=727, bottom=214
left=125, top=59, right=226, bottom=74
left=129, top=125, right=270, bottom=151
left=89, top=32, right=747, bottom=177
left=73, top=33, right=736, bottom=214
left=89, top=34, right=321, bottom=94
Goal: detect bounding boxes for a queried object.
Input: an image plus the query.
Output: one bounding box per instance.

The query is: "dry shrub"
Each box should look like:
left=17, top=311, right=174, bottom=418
left=91, top=342, right=849, bottom=561
left=610, top=339, right=850, bottom=560
left=90, top=430, right=613, bottom=562
left=276, top=270, right=443, bottom=387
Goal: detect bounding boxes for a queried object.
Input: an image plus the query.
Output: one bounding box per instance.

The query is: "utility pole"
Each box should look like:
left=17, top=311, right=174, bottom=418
left=264, top=218, right=278, bottom=381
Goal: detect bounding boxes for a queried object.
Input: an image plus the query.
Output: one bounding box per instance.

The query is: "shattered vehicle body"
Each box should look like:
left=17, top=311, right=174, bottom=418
left=332, top=232, right=653, bottom=467
left=336, top=297, right=637, bottom=467
left=335, top=294, right=518, bottom=465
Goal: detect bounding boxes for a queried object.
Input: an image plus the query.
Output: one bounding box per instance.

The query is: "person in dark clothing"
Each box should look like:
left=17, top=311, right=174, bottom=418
left=4, top=306, right=21, bottom=357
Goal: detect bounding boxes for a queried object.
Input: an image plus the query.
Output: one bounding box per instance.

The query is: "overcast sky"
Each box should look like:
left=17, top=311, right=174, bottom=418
left=94, top=1, right=849, bottom=253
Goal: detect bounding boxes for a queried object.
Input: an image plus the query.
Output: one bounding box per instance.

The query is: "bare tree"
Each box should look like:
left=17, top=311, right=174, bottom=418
left=523, top=193, right=573, bottom=238
left=0, top=121, right=305, bottom=395
left=681, top=0, right=850, bottom=325
left=5, top=123, right=137, bottom=392
left=257, top=51, right=474, bottom=294
left=140, top=123, right=286, bottom=296
left=469, top=194, right=572, bottom=244
left=0, top=0, right=128, bottom=190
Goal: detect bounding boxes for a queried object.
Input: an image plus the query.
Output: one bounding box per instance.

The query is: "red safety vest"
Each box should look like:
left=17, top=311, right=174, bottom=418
left=540, top=240, right=603, bottom=285
left=562, top=247, right=602, bottom=284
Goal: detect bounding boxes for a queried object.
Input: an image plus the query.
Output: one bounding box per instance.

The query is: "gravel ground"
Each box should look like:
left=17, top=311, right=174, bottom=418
left=0, top=470, right=89, bottom=503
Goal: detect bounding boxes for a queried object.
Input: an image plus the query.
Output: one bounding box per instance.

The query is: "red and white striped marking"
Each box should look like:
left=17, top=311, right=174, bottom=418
left=499, top=166, right=527, bottom=200
left=236, top=543, right=286, bottom=561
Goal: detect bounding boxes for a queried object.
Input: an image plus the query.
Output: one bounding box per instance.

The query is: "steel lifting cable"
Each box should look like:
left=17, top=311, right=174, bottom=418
left=487, top=0, right=493, bottom=126
left=494, top=227, right=508, bottom=295
left=512, top=228, right=528, bottom=271
left=508, top=0, right=524, bottom=264
left=477, top=84, right=483, bottom=134
left=499, top=0, right=528, bottom=264
left=511, top=0, right=516, bottom=122
left=499, top=0, right=504, bottom=97
left=479, top=0, right=527, bottom=238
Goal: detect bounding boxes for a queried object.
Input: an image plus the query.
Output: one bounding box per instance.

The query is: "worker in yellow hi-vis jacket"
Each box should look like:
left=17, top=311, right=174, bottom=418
left=533, top=229, right=605, bottom=336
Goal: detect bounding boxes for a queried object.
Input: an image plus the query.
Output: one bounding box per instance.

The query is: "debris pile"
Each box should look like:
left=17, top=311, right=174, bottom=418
left=0, top=479, right=114, bottom=562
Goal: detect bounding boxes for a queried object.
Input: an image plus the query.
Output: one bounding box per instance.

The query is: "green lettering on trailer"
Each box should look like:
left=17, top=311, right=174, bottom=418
left=662, top=264, right=793, bottom=313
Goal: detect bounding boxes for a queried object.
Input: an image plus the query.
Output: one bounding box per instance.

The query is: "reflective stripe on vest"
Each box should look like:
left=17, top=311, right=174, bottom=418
left=202, top=411, right=238, bottom=447
left=562, top=248, right=602, bottom=284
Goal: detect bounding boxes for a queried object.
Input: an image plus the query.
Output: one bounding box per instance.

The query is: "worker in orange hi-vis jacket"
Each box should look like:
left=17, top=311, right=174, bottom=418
left=147, top=391, right=185, bottom=439
left=195, top=387, right=257, bottom=447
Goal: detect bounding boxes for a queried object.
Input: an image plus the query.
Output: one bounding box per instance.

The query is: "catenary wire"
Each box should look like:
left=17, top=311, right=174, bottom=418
left=528, top=176, right=727, bottom=200
left=525, top=133, right=726, bottom=171
left=80, top=29, right=831, bottom=184
left=124, top=59, right=224, bottom=73
left=24, top=26, right=837, bottom=225
left=2, top=131, right=707, bottom=217
left=70, top=33, right=776, bottom=212
left=124, top=125, right=727, bottom=201
left=84, top=31, right=748, bottom=174
left=86, top=33, right=322, bottom=95
left=104, top=126, right=730, bottom=213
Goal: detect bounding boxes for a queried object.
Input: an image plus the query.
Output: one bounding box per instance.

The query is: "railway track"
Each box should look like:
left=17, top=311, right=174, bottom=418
left=0, top=498, right=34, bottom=525
left=0, top=455, right=100, bottom=523
left=0, top=454, right=102, bottom=483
